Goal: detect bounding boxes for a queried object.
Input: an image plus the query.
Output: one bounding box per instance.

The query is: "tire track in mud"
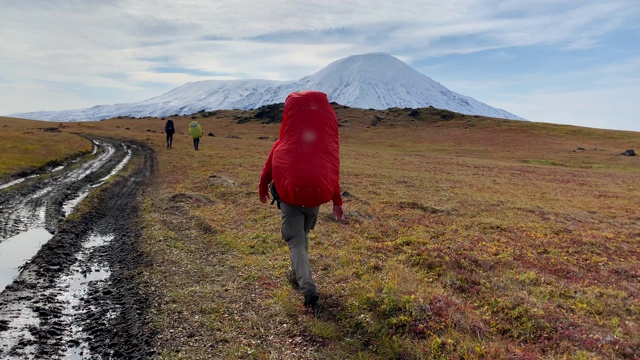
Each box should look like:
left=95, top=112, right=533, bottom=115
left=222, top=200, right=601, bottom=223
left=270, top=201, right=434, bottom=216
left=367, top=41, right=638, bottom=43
left=0, top=137, right=155, bottom=359
left=0, top=139, right=121, bottom=240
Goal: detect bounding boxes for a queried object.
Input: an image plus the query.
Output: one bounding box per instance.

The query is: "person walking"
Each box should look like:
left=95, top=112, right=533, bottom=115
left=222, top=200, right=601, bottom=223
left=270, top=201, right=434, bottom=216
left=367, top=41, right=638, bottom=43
left=259, top=91, right=344, bottom=307
left=188, top=120, right=203, bottom=150
left=165, top=119, right=175, bottom=148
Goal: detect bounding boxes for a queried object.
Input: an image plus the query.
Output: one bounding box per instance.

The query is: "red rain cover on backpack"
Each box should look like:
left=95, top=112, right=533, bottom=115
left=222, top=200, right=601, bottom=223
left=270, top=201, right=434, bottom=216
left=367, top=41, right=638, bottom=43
left=271, top=91, right=340, bottom=207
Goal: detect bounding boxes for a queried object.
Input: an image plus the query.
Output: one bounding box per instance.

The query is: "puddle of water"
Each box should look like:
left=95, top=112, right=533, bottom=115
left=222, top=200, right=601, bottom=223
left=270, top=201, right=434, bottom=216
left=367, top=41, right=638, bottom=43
left=59, top=233, right=114, bottom=360
left=85, top=234, right=112, bottom=248
left=63, top=145, right=131, bottom=217
left=0, top=306, right=39, bottom=356
left=0, top=232, right=114, bottom=358
left=0, top=174, right=37, bottom=191
left=97, top=146, right=132, bottom=183
left=0, top=178, right=26, bottom=190
left=62, top=190, right=90, bottom=217
left=64, top=142, right=115, bottom=183
left=27, top=186, right=53, bottom=200
left=0, top=228, right=53, bottom=293
left=59, top=265, right=111, bottom=360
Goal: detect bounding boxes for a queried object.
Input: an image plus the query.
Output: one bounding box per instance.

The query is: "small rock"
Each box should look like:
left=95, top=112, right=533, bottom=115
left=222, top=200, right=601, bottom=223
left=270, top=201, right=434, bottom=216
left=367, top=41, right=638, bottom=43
left=622, top=149, right=636, bottom=156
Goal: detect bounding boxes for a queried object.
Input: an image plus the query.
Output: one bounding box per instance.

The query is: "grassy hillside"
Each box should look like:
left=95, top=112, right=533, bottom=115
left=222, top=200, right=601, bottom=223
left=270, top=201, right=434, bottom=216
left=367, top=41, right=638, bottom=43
left=2, top=109, right=639, bottom=358
left=0, top=116, right=93, bottom=178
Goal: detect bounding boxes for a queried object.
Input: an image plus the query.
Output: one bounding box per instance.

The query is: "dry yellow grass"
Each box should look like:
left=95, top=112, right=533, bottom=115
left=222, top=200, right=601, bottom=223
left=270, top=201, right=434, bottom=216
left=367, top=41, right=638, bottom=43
left=0, top=116, right=93, bottom=178
left=1, top=108, right=638, bottom=359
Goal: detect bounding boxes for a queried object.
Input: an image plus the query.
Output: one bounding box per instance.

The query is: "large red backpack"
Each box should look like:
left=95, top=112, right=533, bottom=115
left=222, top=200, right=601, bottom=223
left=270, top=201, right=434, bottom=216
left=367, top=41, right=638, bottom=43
left=272, top=91, right=340, bottom=207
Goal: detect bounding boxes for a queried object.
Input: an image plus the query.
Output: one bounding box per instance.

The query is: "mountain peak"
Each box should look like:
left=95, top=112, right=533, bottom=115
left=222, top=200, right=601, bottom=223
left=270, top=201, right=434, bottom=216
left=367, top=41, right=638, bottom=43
left=10, top=53, right=524, bottom=121
left=332, top=52, right=398, bottom=62
left=312, top=52, right=411, bottom=77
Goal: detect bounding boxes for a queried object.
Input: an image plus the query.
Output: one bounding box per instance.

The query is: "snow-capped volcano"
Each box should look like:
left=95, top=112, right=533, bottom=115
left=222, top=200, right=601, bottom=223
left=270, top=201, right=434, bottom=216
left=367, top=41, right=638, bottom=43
left=11, top=53, right=524, bottom=121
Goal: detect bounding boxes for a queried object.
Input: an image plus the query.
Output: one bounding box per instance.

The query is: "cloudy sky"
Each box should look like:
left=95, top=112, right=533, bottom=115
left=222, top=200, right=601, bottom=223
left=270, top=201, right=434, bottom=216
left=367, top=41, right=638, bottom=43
left=1, top=0, right=639, bottom=131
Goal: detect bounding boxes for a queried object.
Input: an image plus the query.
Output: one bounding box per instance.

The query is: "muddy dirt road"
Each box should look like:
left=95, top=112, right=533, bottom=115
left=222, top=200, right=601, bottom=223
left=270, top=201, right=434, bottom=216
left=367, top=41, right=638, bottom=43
left=0, top=137, right=155, bottom=359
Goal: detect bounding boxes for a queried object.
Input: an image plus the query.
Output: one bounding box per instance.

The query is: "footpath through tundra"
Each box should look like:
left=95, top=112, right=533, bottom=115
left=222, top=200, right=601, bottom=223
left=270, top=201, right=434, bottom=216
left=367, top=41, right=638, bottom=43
left=0, top=136, right=155, bottom=359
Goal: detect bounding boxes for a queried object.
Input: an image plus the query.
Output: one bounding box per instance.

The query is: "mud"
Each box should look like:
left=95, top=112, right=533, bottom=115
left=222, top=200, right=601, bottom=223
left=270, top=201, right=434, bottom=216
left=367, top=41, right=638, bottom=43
left=0, top=136, right=155, bottom=359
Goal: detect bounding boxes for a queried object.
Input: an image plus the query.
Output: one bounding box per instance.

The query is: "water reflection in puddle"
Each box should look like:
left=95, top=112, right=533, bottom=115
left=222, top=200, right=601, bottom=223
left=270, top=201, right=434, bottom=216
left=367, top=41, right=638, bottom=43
left=60, top=233, right=114, bottom=360
left=97, top=146, right=132, bottom=183
left=0, top=175, right=37, bottom=191
left=0, top=228, right=53, bottom=293
left=0, top=178, right=25, bottom=190
left=0, top=306, right=40, bottom=356
left=62, top=190, right=90, bottom=217
left=62, top=145, right=131, bottom=217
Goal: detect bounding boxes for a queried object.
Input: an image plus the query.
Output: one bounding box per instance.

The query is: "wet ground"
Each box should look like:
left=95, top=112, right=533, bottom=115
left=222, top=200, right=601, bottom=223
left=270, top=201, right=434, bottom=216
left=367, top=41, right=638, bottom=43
left=0, top=137, right=155, bottom=359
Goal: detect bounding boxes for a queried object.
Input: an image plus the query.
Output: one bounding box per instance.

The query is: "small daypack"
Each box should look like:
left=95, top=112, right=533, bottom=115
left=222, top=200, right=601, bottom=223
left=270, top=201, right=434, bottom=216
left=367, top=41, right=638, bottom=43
left=189, top=121, right=203, bottom=138
left=165, top=120, right=175, bottom=134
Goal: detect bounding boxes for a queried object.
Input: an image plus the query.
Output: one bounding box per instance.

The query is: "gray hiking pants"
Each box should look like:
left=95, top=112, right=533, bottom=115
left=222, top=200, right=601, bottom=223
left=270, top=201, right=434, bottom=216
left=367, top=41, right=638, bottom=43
left=280, top=202, right=320, bottom=294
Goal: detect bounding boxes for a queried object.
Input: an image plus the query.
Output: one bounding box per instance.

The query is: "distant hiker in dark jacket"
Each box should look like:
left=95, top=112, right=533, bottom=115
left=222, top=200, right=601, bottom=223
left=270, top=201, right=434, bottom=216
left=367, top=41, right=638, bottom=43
left=258, top=91, right=344, bottom=308
left=165, top=119, right=175, bottom=148
left=189, top=121, right=203, bottom=150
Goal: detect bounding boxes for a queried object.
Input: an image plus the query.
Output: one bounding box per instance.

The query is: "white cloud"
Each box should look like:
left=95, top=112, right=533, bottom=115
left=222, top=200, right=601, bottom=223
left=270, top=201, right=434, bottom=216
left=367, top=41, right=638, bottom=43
left=127, top=70, right=232, bottom=84
left=494, top=86, right=640, bottom=132
left=424, top=54, right=640, bottom=132
left=0, top=0, right=639, bottom=132
left=0, top=83, right=105, bottom=112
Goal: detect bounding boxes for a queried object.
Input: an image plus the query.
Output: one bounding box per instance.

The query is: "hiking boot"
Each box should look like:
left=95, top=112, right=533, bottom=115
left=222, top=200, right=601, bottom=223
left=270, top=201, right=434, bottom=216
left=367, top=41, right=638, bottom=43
left=287, top=268, right=299, bottom=289
left=303, top=290, right=319, bottom=307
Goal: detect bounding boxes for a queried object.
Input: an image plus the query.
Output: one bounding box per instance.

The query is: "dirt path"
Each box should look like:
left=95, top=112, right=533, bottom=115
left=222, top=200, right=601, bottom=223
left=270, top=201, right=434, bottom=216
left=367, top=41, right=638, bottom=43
left=0, top=136, right=155, bottom=359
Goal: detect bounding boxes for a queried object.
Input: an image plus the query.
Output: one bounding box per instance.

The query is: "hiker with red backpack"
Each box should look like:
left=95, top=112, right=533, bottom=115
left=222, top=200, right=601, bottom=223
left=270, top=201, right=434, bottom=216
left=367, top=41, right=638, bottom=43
left=258, top=91, right=344, bottom=307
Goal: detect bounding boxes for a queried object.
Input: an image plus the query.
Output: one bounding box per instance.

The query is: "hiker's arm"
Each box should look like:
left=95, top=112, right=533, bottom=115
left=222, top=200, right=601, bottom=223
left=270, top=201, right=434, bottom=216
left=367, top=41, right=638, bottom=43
left=331, top=182, right=343, bottom=206
left=259, top=140, right=280, bottom=200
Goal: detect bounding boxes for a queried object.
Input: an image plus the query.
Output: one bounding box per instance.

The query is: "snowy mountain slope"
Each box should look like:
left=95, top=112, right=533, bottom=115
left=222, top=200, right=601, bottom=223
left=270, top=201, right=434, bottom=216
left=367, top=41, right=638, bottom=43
left=295, top=53, right=522, bottom=118
left=10, top=53, right=524, bottom=121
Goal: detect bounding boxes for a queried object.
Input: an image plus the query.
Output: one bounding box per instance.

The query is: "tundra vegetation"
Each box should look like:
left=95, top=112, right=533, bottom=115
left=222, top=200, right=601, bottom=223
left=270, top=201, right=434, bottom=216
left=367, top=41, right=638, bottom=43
left=0, top=119, right=92, bottom=177
left=0, top=107, right=638, bottom=359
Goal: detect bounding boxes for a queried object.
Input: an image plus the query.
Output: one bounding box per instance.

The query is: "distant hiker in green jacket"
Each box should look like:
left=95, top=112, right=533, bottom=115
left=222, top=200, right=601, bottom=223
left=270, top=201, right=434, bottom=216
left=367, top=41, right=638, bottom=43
left=189, top=121, right=203, bottom=150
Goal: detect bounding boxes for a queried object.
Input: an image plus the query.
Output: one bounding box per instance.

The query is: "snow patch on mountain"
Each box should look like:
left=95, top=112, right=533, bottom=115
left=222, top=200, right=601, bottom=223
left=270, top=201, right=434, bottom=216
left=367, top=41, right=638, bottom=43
left=10, top=53, right=524, bottom=121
